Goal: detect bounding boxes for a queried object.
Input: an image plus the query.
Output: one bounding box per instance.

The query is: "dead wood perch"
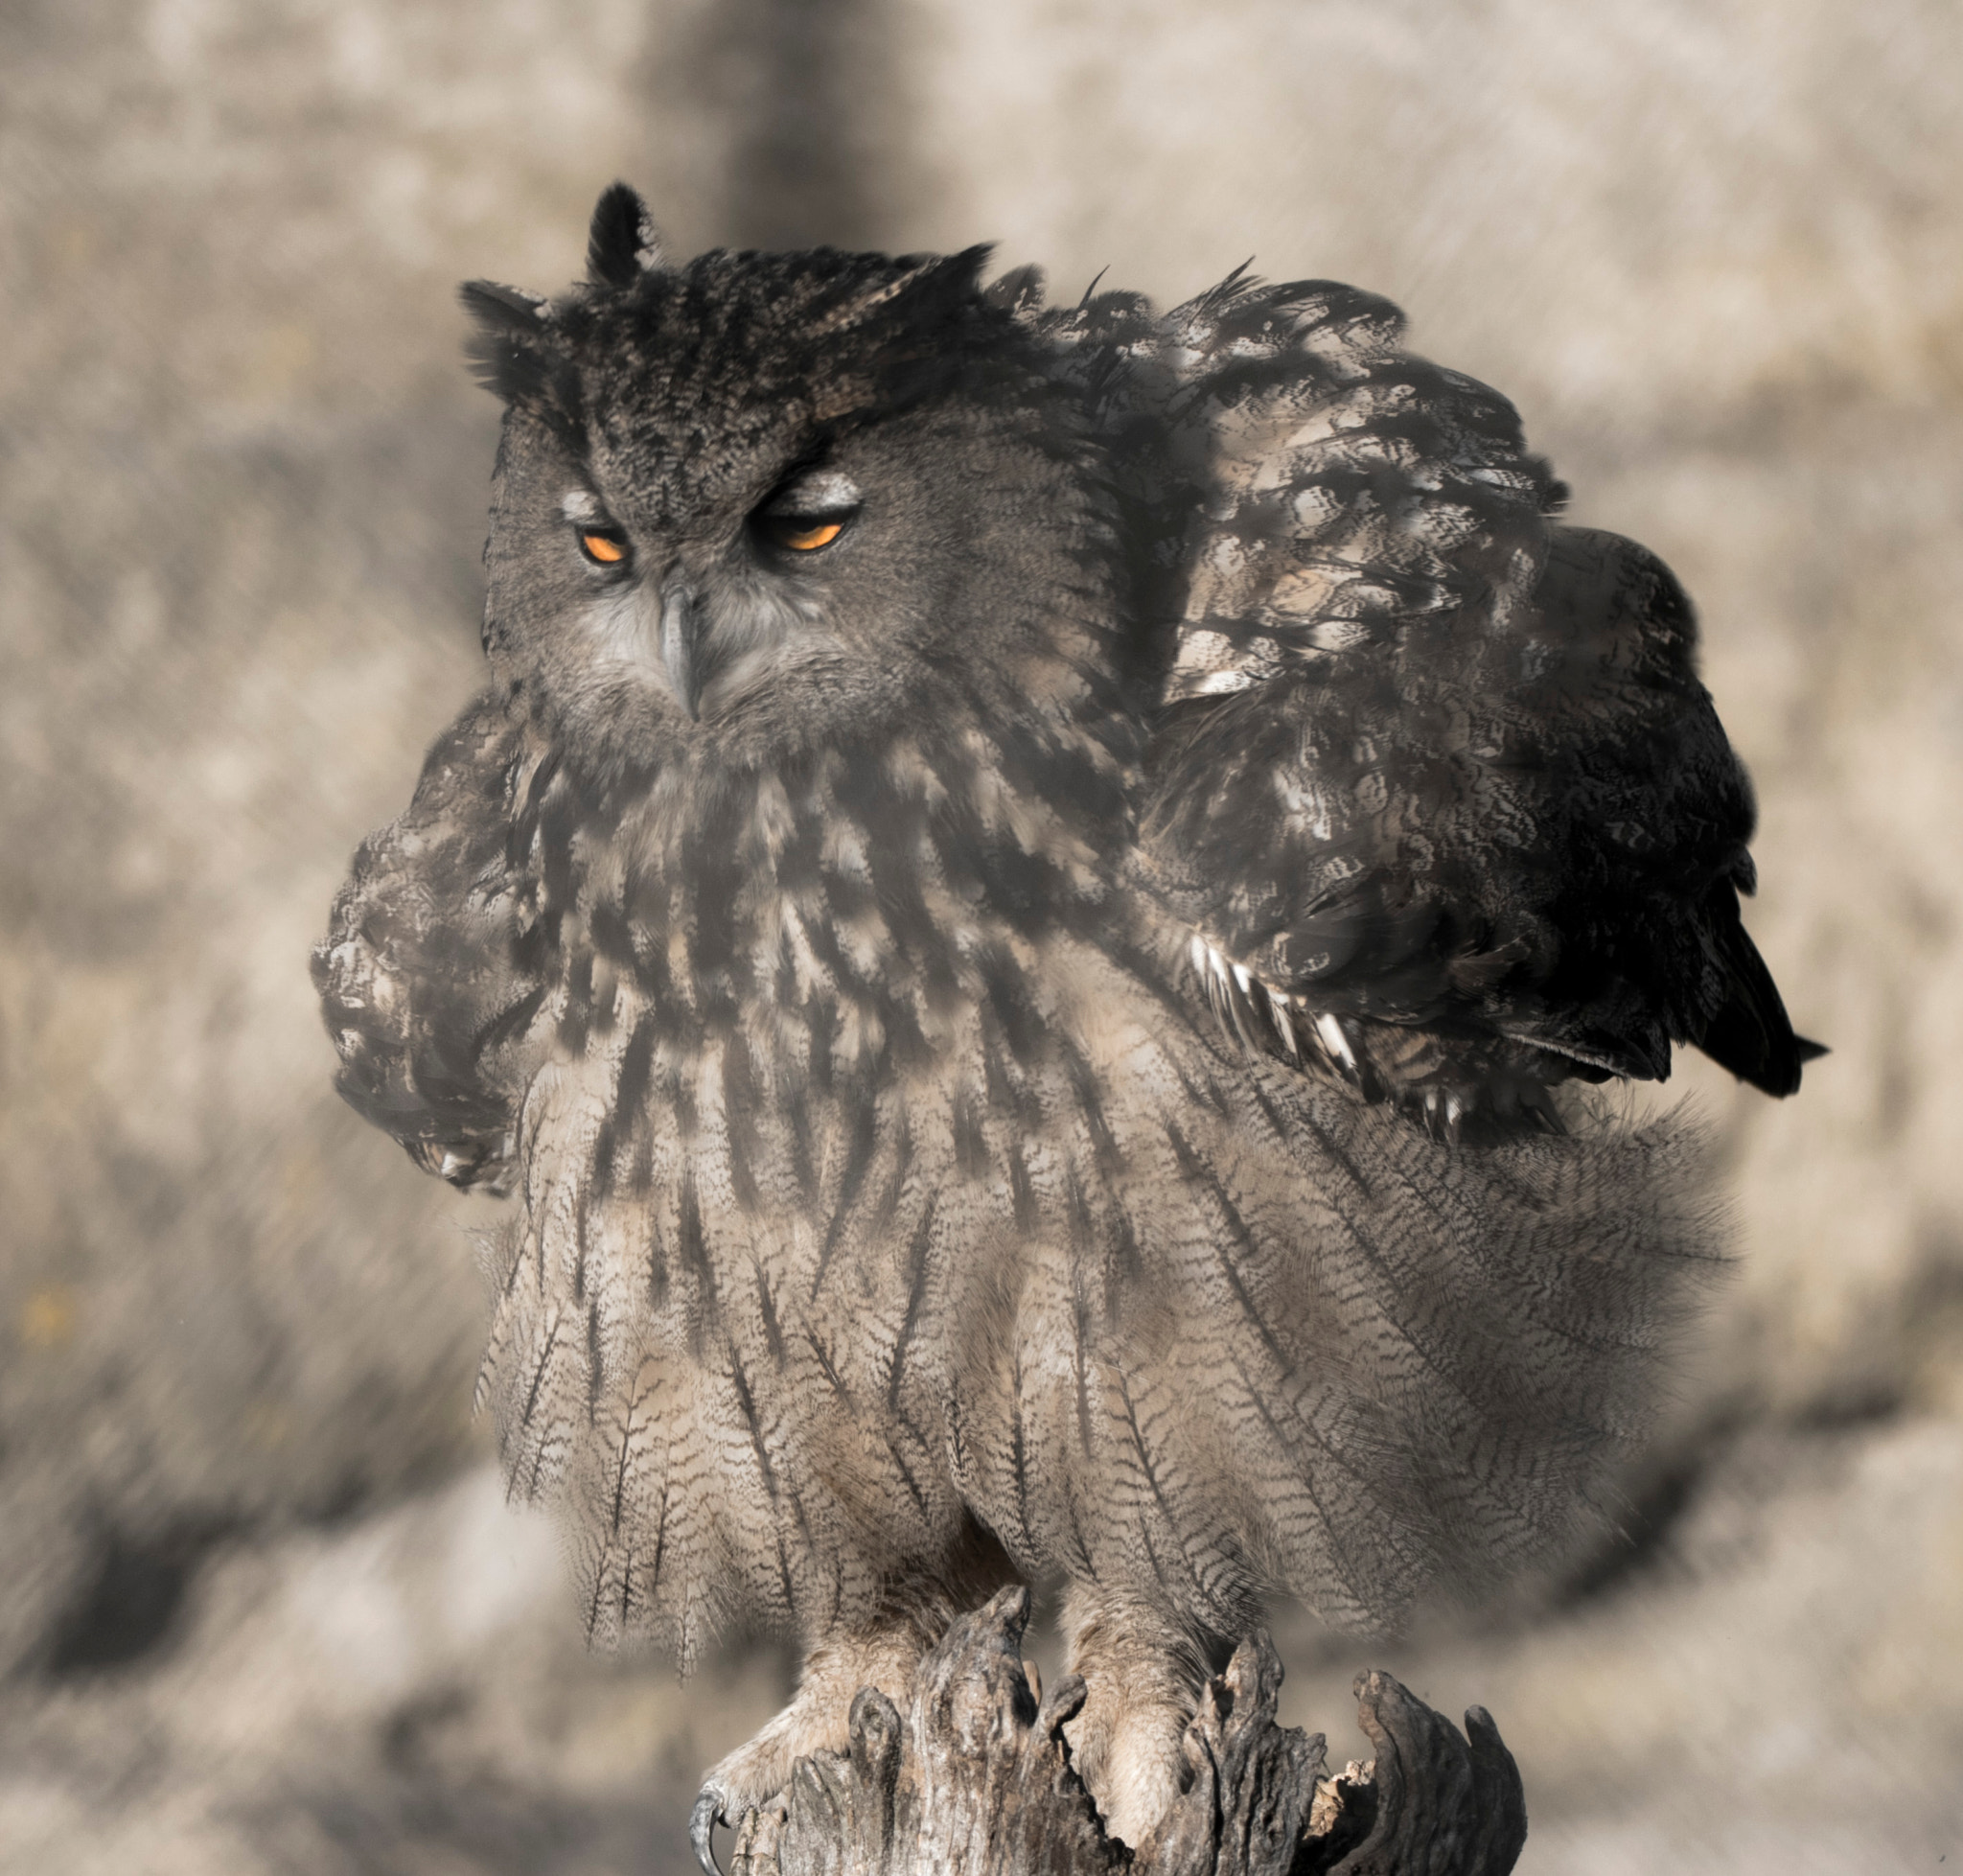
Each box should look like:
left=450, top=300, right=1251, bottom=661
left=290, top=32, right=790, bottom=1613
left=721, top=1586, right=1527, bottom=1876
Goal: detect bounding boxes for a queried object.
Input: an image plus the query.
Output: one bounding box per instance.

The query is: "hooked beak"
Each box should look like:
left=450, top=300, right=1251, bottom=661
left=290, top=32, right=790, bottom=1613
left=658, top=568, right=701, bottom=719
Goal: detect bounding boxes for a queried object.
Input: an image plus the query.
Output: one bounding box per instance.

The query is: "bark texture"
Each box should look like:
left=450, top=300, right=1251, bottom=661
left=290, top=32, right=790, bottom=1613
left=724, top=1587, right=1525, bottom=1876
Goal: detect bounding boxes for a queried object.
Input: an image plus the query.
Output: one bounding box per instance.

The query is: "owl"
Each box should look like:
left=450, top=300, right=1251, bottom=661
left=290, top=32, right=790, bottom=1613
left=314, top=182, right=1817, bottom=1861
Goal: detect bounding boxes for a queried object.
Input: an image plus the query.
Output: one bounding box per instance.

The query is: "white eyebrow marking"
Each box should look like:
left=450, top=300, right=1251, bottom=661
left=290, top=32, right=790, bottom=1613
left=560, top=489, right=604, bottom=524
left=764, top=469, right=861, bottom=515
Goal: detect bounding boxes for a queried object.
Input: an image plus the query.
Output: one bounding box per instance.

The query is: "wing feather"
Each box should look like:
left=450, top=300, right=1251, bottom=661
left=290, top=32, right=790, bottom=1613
left=312, top=692, right=550, bottom=1187
left=1029, top=268, right=1818, bottom=1113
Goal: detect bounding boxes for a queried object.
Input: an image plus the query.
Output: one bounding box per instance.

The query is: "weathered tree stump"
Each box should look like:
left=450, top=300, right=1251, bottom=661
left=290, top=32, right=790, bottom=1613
left=722, top=1587, right=1526, bottom=1876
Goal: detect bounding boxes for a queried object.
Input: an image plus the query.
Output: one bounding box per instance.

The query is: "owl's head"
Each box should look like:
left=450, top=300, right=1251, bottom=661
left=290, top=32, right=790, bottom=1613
left=462, top=185, right=1118, bottom=784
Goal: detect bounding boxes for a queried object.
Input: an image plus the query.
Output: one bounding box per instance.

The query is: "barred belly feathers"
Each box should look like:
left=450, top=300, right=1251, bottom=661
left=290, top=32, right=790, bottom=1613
left=314, top=183, right=1817, bottom=1854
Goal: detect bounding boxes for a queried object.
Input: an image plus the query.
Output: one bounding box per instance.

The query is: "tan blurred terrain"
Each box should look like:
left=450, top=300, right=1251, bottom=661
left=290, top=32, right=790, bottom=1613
left=1, top=3, right=1958, bottom=1870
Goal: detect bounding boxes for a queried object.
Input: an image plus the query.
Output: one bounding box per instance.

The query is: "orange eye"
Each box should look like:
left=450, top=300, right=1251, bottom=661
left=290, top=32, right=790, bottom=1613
left=579, top=529, right=628, bottom=566
left=780, top=520, right=843, bottom=552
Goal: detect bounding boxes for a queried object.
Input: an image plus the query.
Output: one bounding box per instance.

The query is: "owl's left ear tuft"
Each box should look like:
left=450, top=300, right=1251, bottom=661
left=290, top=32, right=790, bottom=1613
left=587, top=181, right=667, bottom=289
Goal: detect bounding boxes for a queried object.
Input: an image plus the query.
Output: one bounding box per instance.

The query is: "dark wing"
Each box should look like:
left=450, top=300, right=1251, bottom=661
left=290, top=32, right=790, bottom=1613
left=312, top=692, right=550, bottom=1191
left=1054, top=271, right=1818, bottom=1123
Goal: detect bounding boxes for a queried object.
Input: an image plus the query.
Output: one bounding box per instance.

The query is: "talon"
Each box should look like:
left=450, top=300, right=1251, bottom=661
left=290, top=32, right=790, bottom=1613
left=690, top=1788, right=725, bottom=1876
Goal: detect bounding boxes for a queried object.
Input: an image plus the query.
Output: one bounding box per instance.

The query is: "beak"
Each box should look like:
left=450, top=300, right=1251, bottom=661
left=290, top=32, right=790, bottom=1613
left=658, top=567, right=701, bottom=718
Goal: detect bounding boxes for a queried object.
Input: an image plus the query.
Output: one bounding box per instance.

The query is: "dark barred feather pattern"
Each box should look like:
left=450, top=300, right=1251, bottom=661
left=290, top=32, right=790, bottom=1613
left=453, top=697, right=1721, bottom=1662
left=317, top=193, right=1812, bottom=1835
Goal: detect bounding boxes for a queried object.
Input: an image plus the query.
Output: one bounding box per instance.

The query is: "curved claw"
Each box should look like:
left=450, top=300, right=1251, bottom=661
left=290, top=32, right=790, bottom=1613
left=689, top=1788, right=725, bottom=1876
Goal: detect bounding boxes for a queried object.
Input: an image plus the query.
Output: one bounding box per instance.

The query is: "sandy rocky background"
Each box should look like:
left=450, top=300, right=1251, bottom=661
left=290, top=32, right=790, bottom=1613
left=3, top=2, right=1960, bottom=1870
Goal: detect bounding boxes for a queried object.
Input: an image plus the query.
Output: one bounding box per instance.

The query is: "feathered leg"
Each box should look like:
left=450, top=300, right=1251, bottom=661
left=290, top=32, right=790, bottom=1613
left=1059, top=1580, right=1212, bottom=1847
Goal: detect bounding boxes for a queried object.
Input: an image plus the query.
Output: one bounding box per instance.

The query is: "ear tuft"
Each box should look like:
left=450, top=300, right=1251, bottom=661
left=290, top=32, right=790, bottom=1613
left=460, top=279, right=555, bottom=404
left=588, top=181, right=666, bottom=288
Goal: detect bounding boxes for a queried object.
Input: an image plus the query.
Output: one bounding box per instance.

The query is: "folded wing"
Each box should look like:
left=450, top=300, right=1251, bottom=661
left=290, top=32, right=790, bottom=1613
left=1038, top=271, right=1818, bottom=1123
left=312, top=694, right=550, bottom=1190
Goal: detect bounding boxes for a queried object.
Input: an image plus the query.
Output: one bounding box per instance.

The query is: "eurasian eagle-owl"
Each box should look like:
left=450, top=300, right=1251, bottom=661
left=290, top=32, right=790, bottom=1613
left=314, top=182, right=1816, bottom=1857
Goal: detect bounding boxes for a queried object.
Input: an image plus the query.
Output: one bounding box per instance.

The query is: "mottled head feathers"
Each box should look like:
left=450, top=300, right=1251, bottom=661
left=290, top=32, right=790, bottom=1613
left=462, top=183, right=1013, bottom=472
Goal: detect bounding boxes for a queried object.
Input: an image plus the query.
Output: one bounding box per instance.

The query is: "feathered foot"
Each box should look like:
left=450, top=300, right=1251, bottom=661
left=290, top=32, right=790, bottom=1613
left=1059, top=1582, right=1215, bottom=1848
left=692, top=1617, right=937, bottom=1873
left=693, top=1532, right=1017, bottom=1874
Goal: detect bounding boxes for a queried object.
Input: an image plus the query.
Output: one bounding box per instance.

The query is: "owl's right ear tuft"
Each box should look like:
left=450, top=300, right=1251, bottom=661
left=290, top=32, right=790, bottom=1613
left=587, top=181, right=666, bottom=288
left=460, top=279, right=557, bottom=405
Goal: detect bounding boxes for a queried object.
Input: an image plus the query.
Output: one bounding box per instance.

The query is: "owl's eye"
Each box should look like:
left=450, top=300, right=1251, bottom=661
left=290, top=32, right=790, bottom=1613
left=774, top=518, right=845, bottom=552
left=754, top=470, right=861, bottom=561
left=755, top=511, right=854, bottom=558
left=577, top=527, right=632, bottom=568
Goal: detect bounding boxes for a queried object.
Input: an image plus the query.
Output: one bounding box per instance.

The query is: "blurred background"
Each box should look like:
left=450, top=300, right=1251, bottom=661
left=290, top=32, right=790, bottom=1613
left=2, top=1, right=1959, bottom=1869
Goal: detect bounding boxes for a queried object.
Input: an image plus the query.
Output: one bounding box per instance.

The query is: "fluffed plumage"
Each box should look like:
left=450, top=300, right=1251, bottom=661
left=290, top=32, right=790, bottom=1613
left=314, top=184, right=1815, bottom=1851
